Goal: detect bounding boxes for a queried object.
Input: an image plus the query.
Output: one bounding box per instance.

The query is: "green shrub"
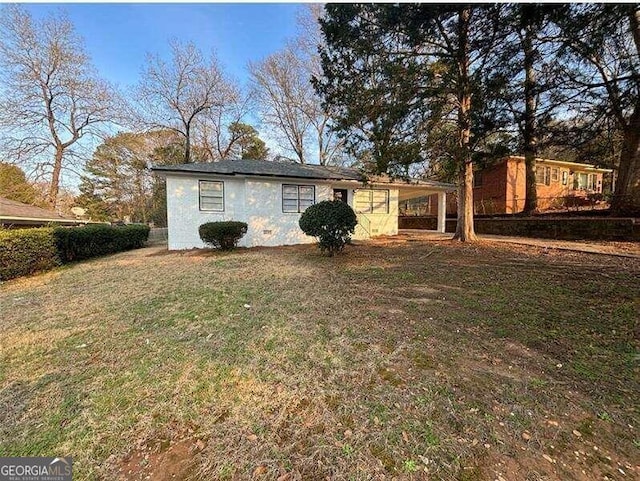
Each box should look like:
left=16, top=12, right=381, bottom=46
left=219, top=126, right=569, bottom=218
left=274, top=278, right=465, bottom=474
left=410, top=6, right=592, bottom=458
left=0, top=224, right=150, bottom=281
left=199, top=221, right=248, bottom=250
left=299, top=200, right=357, bottom=255
left=0, top=228, right=60, bottom=281
left=54, top=224, right=150, bottom=263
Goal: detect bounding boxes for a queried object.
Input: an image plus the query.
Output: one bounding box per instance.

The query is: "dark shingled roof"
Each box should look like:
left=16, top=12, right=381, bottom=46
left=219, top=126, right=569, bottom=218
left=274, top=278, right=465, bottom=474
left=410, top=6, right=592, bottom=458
left=152, top=159, right=456, bottom=191
left=151, top=159, right=364, bottom=181
left=0, top=196, right=74, bottom=222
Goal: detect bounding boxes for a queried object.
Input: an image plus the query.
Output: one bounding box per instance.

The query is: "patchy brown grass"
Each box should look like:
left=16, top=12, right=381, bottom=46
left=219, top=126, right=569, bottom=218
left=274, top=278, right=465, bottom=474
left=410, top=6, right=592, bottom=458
left=0, top=238, right=638, bottom=481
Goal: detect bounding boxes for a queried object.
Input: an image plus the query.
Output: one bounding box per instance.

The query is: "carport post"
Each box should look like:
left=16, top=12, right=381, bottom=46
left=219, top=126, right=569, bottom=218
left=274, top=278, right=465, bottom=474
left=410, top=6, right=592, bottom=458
left=437, top=191, right=446, bottom=233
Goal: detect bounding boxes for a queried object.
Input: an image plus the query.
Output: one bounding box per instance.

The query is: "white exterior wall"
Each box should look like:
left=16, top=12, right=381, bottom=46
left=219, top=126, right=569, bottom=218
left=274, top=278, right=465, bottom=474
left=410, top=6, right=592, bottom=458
left=166, top=175, right=244, bottom=250
left=351, top=187, right=400, bottom=240
left=244, top=180, right=332, bottom=247
left=166, top=174, right=334, bottom=249
left=165, top=174, right=400, bottom=250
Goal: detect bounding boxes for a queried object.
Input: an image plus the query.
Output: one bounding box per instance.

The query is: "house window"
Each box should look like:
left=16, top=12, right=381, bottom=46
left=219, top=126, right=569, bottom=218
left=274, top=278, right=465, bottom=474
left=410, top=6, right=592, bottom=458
left=575, top=173, right=591, bottom=190
left=354, top=189, right=389, bottom=214
left=536, top=166, right=551, bottom=186
left=199, top=180, right=224, bottom=211
left=473, top=171, right=483, bottom=187
left=551, top=168, right=559, bottom=182
left=561, top=171, right=569, bottom=186
left=282, top=184, right=315, bottom=213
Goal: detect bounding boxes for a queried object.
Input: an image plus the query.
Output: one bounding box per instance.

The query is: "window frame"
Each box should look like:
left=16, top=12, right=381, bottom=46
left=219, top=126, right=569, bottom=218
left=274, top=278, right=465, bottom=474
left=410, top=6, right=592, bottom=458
left=561, top=170, right=569, bottom=186
left=199, top=180, right=225, bottom=212
left=282, top=184, right=316, bottom=213
left=575, top=172, right=589, bottom=190
left=473, top=171, right=483, bottom=187
left=354, top=189, right=390, bottom=215
left=536, top=166, right=551, bottom=186
left=551, top=168, right=559, bottom=183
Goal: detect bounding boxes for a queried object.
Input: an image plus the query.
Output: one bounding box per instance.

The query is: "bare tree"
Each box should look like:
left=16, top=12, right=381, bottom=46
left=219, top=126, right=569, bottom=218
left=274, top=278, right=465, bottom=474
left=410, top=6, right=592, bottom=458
left=249, top=48, right=311, bottom=163
left=136, top=41, right=228, bottom=163
left=0, top=5, right=120, bottom=206
left=195, top=85, right=255, bottom=161
left=249, top=5, right=345, bottom=165
left=295, top=4, right=346, bottom=165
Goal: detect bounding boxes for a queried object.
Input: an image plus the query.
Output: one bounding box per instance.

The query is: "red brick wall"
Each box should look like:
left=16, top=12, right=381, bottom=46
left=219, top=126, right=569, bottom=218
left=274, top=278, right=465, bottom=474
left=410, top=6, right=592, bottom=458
left=474, top=160, right=509, bottom=214
left=425, top=157, right=607, bottom=216
left=425, top=193, right=457, bottom=216
left=478, top=157, right=607, bottom=214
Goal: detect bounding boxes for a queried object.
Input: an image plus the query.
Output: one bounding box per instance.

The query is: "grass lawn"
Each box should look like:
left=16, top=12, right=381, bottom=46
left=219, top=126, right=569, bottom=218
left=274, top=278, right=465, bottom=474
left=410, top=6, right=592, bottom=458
left=0, top=238, right=638, bottom=480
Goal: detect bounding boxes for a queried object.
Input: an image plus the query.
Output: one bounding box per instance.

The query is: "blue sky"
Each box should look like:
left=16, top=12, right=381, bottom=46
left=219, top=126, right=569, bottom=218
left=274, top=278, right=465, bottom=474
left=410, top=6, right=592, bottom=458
left=25, top=3, right=302, bottom=89
left=20, top=3, right=305, bottom=190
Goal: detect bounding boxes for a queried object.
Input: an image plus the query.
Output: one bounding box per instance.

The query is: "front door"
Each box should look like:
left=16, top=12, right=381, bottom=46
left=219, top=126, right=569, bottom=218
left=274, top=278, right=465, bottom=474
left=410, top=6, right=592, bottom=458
left=333, top=189, right=348, bottom=203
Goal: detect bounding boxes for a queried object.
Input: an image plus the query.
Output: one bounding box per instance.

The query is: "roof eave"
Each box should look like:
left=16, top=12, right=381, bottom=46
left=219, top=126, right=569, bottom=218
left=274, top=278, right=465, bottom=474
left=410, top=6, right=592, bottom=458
left=0, top=216, right=88, bottom=224
left=151, top=167, right=362, bottom=182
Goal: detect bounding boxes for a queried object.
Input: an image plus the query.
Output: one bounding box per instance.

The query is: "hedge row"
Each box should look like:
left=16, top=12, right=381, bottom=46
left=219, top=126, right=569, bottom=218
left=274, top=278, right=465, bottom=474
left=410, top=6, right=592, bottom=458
left=0, top=228, right=60, bottom=280
left=0, top=224, right=150, bottom=281
left=55, top=224, right=150, bottom=263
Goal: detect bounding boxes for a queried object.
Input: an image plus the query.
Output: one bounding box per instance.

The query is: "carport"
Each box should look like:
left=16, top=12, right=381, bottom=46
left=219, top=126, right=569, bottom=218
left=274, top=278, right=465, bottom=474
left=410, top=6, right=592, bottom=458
left=395, top=181, right=456, bottom=233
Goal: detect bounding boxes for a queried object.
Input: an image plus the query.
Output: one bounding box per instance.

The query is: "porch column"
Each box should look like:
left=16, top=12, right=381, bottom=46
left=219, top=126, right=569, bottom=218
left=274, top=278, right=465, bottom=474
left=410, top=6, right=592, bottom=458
left=437, top=191, right=447, bottom=233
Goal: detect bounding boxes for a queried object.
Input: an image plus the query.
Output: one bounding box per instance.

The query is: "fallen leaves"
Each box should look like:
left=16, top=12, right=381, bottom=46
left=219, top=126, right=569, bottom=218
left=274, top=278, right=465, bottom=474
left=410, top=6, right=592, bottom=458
left=253, top=465, right=267, bottom=476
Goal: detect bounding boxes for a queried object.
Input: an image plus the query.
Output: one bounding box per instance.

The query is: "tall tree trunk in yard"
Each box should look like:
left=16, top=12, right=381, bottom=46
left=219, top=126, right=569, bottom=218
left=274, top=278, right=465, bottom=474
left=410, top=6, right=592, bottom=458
left=611, top=7, right=640, bottom=215
left=454, top=6, right=478, bottom=242
left=522, top=5, right=538, bottom=215
left=48, top=147, right=64, bottom=207
left=611, top=108, right=640, bottom=214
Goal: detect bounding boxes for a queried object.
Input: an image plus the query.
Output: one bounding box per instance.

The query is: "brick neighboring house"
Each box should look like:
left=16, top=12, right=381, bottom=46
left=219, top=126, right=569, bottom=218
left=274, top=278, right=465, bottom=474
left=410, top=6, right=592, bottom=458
left=473, top=156, right=612, bottom=215
left=407, top=156, right=613, bottom=218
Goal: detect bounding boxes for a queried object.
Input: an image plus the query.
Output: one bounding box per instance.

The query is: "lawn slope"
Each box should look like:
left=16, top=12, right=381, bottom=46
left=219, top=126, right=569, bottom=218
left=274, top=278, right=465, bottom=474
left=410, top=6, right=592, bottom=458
left=0, top=239, right=637, bottom=480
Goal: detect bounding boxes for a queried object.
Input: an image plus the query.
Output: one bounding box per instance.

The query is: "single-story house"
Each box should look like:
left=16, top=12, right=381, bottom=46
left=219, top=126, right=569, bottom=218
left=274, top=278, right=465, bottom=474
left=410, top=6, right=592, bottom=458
left=152, top=159, right=455, bottom=249
left=0, top=196, right=89, bottom=228
left=418, top=156, right=613, bottom=216
left=473, top=156, right=613, bottom=214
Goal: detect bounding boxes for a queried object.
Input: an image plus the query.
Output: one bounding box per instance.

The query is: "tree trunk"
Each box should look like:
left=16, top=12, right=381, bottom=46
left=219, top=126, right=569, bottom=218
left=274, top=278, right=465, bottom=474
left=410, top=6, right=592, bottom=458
left=184, top=131, right=191, bottom=164
left=453, top=6, right=478, bottom=242
left=610, top=7, right=640, bottom=215
left=48, top=146, right=64, bottom=207
left=611, top=112, right=640, bottom=215
left=522, top=6, right=538, bottom=215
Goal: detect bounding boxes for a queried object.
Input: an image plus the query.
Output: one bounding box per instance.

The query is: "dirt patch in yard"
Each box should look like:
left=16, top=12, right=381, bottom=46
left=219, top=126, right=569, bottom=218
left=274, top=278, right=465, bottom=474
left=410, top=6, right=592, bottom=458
left=113, top=437, right=199, bottom=481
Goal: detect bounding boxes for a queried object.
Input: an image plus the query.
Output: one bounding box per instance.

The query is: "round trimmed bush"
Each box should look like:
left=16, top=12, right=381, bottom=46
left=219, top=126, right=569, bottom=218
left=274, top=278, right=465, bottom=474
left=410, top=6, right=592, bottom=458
left=299, top=200, right=357, bottom=256
left=199, top=221, right=248, bottom=250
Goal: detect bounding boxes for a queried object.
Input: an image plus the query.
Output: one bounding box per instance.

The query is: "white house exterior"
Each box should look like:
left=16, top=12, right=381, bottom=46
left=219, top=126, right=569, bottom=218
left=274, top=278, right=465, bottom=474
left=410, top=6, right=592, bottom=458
left=153, top=160, right=454, bottom=250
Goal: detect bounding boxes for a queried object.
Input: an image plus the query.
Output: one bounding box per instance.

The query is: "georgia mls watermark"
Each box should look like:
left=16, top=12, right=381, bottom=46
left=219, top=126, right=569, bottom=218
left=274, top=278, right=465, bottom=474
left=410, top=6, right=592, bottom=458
left=0, top=457, right=72, bottom=481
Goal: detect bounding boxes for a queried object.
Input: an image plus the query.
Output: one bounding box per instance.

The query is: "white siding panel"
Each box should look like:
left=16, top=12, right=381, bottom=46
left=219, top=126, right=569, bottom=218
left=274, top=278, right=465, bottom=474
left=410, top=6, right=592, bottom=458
left=353, top=188, right=399, bottom=240
left=244, top=180, right=332, bottom=247
left=165, top=174, right=334, bottom=250
left=166, top=175, right=245, bottom=250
